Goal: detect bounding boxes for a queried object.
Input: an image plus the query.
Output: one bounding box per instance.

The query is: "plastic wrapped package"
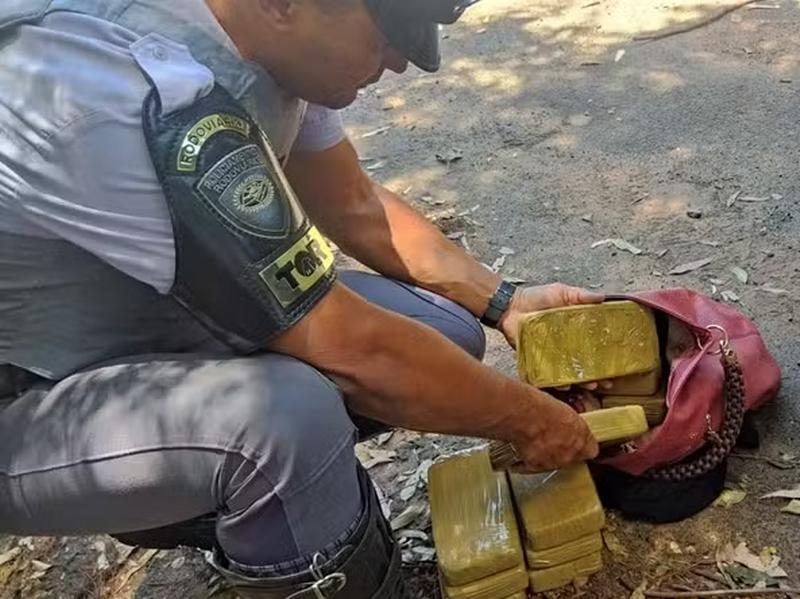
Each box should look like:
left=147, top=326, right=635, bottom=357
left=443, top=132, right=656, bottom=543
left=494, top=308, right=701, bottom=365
left=509, top=463, right=605, bottom=551
left=430, top=450, right=525, bottom=587
left=603, top=391, right=667, bottom=425
left=528, top=552, right=603, bottom=593
left=517, top=301, right=659, bottom=388
left=581, top=406, right=649, bottom=443
left=605, top=364, right=662, bottom=396
left=526, top=531, right=603, bottom=569
left=488, top=407, right=651, bottom=471
left=440, top=565, right=529, bottom=599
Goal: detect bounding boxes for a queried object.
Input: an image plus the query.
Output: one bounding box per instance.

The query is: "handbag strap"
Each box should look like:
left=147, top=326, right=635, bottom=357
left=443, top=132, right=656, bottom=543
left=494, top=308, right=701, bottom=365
left=647, top=331, right=745, bottom=481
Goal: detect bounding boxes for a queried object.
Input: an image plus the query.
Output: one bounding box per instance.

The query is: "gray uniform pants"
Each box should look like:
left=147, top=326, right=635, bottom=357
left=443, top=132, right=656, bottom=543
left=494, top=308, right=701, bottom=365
left=0, top=271, right=485, bottom=571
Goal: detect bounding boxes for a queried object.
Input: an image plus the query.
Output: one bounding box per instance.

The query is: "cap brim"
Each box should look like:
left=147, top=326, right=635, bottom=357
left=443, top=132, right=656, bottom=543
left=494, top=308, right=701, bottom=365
left=386, top=20, right=441, bottom=73
left=367, top=2, right=442, bottom=73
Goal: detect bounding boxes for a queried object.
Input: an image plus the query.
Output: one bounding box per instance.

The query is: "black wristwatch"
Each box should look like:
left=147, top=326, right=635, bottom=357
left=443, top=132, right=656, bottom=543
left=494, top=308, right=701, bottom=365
left=480, top=280, right=518, bottom=328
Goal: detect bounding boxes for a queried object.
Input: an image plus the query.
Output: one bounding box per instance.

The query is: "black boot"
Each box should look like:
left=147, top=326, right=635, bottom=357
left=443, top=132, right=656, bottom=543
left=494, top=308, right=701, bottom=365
left=112, top=513, right=218, bottom=551
left=210, top=464, right=407, bottom=599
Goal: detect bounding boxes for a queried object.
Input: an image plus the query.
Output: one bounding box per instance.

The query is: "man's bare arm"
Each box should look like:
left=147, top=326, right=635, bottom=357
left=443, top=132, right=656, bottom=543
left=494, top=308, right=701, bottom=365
left=285, top=140, right=603, bottom=346
left=269, top=282, right=598, bottom=472
left=285, top=139, right=501, bottom=317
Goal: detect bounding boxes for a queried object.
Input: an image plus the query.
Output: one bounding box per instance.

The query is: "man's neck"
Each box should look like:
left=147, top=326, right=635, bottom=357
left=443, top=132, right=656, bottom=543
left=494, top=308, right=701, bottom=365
left=205, top=0, right=258, bottom=61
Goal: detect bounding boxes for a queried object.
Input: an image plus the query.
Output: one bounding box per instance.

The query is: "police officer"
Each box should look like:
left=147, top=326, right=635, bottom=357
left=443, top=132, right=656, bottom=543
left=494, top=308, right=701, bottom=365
left=0, top=1, right=600, bottom=597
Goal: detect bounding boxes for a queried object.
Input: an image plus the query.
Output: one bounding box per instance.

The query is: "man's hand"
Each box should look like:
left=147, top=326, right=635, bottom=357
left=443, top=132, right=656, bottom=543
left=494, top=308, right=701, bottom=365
left=497, top=283, right=605, bottom=349
left=511, top=391, right=599, bottom=472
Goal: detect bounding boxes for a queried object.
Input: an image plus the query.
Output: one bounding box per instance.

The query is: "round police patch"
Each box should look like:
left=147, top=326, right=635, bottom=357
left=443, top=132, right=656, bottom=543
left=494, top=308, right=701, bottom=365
left=233, top=174, right=275, bottom=214
left=195, top=145, right=289, bottom=238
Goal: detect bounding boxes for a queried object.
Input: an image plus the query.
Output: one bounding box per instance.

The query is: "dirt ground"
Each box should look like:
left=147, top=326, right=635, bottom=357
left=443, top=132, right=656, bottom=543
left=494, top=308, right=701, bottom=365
left=1, top=1, right=798, bottom=598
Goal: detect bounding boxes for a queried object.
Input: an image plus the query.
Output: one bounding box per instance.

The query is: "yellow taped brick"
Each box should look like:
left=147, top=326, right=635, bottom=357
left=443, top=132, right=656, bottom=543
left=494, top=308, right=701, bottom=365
left=430, top=450, right=525, bottom=587
left=603, top=392, right=667, bottom=426
left=441, top=565, right=529, bottom=599
left=526, top=532, right=603, bottom=570
left=509, top=463, right=605, bottom=551
left=517, top=301, right=659, bottom=388
left=581, top=405, right=649, bottom=443
left=605, top=365, right=662, bottom=396
left=528, top=552, right=603, bottom=593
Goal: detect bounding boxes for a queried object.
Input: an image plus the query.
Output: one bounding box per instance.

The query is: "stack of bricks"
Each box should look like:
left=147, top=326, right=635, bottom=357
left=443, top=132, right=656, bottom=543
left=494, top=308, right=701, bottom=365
left=510, top=464, right=605, bottom=593
left=518, top=300, right=666, bottom=425
left=430, top=300, right=664, bottom=596
left=430, top=450, right=529, bottom=599
left=430, top=408, right=648, bottom=598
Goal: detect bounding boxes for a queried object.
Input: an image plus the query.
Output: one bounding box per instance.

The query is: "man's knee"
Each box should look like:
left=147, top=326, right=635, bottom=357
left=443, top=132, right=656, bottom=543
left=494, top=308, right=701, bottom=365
left=339, top=271, right=486, bottom=360
left=427, top=298, right=486, bottom=360
left=213, top=356, right=356, bottom=495
left=209, top=356, right=362, bottom=564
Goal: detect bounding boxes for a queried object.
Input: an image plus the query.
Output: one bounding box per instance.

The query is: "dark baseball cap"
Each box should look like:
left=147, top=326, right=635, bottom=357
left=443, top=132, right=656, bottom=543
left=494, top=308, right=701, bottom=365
left=364, top=0, right=481, bottom=72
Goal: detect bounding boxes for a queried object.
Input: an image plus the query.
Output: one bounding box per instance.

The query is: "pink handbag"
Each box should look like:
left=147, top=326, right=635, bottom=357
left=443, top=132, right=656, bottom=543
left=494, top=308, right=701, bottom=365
left=599, top=288, right=782, bottom=478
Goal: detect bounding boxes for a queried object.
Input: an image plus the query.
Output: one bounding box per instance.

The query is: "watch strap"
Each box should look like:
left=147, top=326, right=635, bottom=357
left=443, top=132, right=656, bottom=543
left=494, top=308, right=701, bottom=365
left=480, top=280, right=517, bottom=328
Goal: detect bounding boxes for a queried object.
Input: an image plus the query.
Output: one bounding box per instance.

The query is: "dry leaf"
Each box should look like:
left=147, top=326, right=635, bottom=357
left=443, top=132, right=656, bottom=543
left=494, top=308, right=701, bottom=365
left=410, top=546, right=436, bottom=561
left=602, top=529, right=629, bottom=557
left=718, top=542, right=787, bottom=578
left=656, top=249, right=669, bottom=258
left=506, top=275, right=528, bottom=285
left=761, top=484, right=800, bottom=500
left=29, top=560, right=51, bottom=573
left=669, top=258, right=713, bottom=275
left=400, top=476, right=419, bottom=501
left=365, top=160, right=386, bottom=171
left=376, top=431, right=394, bottom=446
left=726, top=190, right=741, bottom=207
left=361, top=125, right=392, bottom=138
left=374, top=481, right=391, bottom=520
left=630, top=581, right=648, bottom=599
left=0, top=548, right=21, bottom=567
left=355, top=446, right=396, bottom=470
left=581, top=214, right=594, bottom=223
left=436, top=149, right=464, bottom=164
left=713, top=489, right=747, bottom=508
left=499, top=246, right=516, bottom=255
left=730, top=266, right=749, bottom=284
left=170, top=557, right=186, bottom=569
left=417, top=459, right=434, bottom=484
left=592, top=238, right=643, bottom=255
left=721, top=290, right=740, bottom=303
left=398, top=529, right=429, bottom=542
left=491, top=255, right=507, bottom=273
left=615, top=49, right=626, bottom=62
left=781, top=500, right=800, bottom=515
left=419, top=194, right=445, bottom=206
left=759, top=286, right=789, bottom=296
left=390, top=503, right=427, bottom=531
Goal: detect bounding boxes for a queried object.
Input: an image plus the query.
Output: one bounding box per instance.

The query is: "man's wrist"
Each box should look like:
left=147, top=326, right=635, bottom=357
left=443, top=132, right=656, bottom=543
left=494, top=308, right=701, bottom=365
left=480, top=280, right=518, bottom=328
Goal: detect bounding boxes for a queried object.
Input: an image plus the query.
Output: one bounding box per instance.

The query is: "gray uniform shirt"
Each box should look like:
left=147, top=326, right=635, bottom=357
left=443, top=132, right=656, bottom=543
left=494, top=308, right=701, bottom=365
left=0, top=8, right=345, bottom=294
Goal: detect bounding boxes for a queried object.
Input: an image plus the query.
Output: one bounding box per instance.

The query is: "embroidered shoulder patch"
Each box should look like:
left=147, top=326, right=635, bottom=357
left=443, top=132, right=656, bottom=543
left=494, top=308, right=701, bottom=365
left=259, top=226, right=335, bottom=307
left=178, top=113, right=251, bottom=172
left=196, top=144, right=290, bottom=238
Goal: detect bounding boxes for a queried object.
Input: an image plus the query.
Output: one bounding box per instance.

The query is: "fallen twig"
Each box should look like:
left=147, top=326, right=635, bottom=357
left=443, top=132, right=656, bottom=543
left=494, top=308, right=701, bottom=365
left=645, top=588, right=800, bottom=597
left=690, top=566, right=729, bottom=587
left=633, top=0, right=761, bottom=42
